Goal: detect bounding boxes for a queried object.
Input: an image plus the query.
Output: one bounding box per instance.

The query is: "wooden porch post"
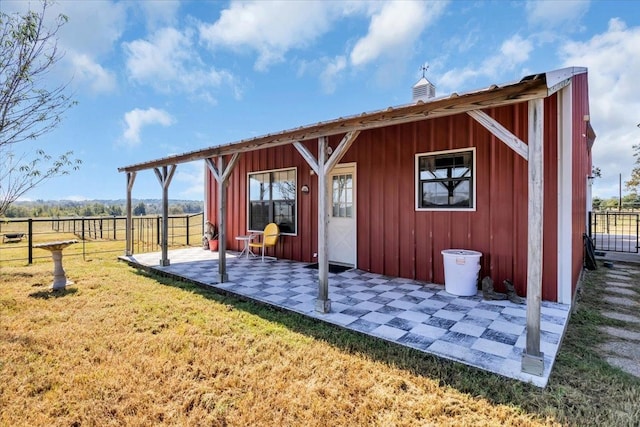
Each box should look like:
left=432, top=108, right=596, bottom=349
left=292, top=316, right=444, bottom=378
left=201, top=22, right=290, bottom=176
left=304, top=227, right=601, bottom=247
left=125, top=171, right=136, bottom=256
left=316, top=137, right=331, bottom=313
left=217, top=156, right=228, bottom=282
left=522, top=98, right=545, bottom=376
left=205, top=153, right=240, bottom=283
left=294, top=132, right=360, bottom=313
left=154, top=165, right=176, bottom=266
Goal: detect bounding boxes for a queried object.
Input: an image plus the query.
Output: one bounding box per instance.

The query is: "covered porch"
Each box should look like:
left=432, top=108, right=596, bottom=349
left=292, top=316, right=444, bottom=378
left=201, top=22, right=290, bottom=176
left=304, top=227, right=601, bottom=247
left=119, top=247, right=570, bottom=388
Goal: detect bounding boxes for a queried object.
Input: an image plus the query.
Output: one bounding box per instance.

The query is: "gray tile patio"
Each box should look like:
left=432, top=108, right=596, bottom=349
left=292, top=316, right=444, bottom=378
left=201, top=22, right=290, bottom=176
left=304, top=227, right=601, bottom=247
left=119, top=247, right=571, bottom=387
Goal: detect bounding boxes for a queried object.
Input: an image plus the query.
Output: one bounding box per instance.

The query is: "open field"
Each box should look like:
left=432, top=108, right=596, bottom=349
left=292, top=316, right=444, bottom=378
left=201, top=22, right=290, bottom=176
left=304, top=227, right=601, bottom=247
left=1, top=253, right=639, bottom=426
left=0, top=213, right=204, bottom=265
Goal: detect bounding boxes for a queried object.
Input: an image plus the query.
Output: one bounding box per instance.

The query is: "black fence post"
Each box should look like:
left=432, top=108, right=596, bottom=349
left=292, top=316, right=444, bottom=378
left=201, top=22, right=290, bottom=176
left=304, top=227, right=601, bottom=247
left=186, top=215, right=190, bottom=246
left=28, top=219, right=33, bottom=264
left=636, top=214, right=640, bottom=252
left=156, top=216, right=161, bottom=245
left=588, top=211, right=592, bottom=238
left=81, top=218, right=86, bottom=241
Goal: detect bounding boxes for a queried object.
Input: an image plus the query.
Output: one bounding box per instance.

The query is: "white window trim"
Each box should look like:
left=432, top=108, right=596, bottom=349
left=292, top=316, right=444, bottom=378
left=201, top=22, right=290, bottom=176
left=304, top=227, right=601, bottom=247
left=415, top=147, right=477, bottom=212
left=247, top=166, right=298, bottom=236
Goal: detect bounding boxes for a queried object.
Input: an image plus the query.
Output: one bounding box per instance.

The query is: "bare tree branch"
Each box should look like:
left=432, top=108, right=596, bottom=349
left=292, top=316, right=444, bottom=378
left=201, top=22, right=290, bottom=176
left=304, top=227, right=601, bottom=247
left=0, top=1, right=80, bottom=216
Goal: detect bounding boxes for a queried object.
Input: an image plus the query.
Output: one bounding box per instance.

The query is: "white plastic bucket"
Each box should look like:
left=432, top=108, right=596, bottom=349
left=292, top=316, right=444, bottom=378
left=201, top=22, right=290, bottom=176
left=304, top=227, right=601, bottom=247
left=441, top=249, right=482, bottom=296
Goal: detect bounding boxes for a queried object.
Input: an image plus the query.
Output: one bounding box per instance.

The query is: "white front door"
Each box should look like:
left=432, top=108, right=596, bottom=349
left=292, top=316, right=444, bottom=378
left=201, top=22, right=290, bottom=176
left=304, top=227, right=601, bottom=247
left=328, top=164, right=356, bottom=266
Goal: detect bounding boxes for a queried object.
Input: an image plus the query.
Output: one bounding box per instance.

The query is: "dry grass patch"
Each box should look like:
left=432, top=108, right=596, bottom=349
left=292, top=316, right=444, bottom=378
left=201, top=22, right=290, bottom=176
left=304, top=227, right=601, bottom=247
left=1, top=255, right=639, bottom=426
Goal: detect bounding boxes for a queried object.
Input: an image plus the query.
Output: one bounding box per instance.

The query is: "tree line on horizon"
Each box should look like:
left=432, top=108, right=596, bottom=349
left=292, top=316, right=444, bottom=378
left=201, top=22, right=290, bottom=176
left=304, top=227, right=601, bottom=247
left=593, top=194, right=640, bottom=211
left=2, top=200, right=204, bottom=219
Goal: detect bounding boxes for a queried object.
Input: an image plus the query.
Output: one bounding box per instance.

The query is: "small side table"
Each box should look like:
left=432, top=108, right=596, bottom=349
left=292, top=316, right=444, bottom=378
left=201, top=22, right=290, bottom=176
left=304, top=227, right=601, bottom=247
left=235, top=235, right=255, bottom=259
left=34, top=240, right=78, bottom=290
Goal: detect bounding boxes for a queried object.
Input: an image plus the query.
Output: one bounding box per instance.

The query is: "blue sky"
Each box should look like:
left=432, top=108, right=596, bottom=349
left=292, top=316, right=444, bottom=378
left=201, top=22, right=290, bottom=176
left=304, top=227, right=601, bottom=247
left=4, top=0, right=640, bottom=202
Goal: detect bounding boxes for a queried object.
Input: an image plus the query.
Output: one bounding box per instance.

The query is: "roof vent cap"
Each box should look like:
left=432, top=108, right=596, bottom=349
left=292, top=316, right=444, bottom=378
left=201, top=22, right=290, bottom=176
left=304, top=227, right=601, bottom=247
left=412, top=65, right=435, bottom=102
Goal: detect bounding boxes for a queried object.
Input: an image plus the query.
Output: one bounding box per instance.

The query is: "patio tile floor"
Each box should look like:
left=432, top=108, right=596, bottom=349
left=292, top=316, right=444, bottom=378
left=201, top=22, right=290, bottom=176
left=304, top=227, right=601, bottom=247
left=120, top=247, right=571, bottom=387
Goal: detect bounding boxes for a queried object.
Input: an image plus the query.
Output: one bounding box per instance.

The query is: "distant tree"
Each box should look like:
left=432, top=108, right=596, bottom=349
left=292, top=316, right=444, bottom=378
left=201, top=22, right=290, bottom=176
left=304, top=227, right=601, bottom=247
left=133, top=202, right=146, bottom=216
left=0, top=1, right=80, bottom=217
left=108, top=205, right=123, bottom=216
left=625, top=144, right=640, bottom=194
left=602, top=197, right=619, bottom=210
left=3, top=204, right=29, bottom=218
left=622, top=193, right=640, bottom=210
left=82, top=205, right=94, bottom=216
left=169, top=205, right=184, bottom=215
left=592, top=197, right=602, bottom=211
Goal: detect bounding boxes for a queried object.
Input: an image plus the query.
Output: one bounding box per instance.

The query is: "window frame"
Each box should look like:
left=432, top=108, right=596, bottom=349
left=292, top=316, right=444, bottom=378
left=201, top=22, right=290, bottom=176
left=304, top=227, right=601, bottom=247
left=246, top=167, right=298, bottom=235
left=415, top=147, right=476, bottom=212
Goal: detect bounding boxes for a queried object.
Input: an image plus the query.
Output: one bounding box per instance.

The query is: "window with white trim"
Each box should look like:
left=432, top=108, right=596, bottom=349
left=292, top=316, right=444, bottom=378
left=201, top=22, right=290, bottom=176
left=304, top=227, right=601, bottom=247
left=248, top=168, right=297, bottom=234
left=416, top=148, right=475, bottom=210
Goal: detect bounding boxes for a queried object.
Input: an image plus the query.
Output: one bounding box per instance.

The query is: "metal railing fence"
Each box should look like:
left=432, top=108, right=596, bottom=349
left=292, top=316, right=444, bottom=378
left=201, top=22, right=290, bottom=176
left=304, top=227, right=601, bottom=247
left=589, top=211, right=639, bottom=253
left=0, top=212, right=204, bottom=264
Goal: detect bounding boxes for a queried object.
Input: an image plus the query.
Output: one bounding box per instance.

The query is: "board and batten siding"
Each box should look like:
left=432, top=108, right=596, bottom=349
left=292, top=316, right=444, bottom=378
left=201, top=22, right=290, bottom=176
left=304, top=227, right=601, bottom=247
left=207, top=98, right=567, bottom=301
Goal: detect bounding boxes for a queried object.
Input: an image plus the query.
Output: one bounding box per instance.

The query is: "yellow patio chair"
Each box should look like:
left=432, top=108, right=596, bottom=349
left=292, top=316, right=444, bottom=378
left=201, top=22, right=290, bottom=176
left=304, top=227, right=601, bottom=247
left=249, top=223, right=280, bottom=262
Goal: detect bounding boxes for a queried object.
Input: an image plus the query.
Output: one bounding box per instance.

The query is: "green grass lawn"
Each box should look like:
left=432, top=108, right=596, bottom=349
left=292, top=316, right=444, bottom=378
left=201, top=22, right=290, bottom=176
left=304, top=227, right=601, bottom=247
left=1, top=253, right=639, bottom=426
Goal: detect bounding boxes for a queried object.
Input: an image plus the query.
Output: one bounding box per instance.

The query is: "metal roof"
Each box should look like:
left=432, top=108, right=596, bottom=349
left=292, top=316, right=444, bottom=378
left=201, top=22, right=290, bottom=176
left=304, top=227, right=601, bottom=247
left=118, top=67, right=587, bottom=173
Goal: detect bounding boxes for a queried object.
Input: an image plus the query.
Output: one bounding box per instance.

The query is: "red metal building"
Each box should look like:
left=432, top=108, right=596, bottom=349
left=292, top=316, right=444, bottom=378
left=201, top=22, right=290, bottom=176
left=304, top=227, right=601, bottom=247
left=120, top=67, right=594, bottom=375
left=203, top=67, right=594, bottom=305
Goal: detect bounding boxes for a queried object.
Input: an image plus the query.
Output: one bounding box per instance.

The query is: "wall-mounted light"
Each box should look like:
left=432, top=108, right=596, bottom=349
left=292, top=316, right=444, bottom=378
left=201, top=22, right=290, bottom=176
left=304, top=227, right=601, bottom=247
left=301, top=184, right=310, bottom=194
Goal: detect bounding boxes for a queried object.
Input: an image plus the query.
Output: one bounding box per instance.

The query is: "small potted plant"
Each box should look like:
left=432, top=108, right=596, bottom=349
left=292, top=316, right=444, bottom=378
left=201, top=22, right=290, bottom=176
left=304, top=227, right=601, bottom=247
left=204, top=221, right=219, bottom=251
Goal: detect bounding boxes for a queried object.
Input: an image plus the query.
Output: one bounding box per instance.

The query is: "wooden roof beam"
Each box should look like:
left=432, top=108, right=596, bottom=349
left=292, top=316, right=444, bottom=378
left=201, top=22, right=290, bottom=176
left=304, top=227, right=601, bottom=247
left=467, top=110, right=528, bottom=160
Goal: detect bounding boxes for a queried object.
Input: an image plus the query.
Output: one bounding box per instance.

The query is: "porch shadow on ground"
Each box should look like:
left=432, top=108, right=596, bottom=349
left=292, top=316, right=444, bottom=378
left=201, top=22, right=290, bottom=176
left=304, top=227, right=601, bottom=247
left=119, top=247, right=571, bottom=387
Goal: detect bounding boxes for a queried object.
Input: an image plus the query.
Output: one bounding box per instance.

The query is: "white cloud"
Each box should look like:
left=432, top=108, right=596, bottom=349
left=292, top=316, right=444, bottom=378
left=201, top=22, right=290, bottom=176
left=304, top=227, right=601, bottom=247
left=54, top=0, right=127, bottom=56
left=174, top=162, right=205, bottom=199
left=136, top=0, right=181, bottom=30
left=124, top=27, right=236, bottom=101
left=500, top=35, right=533, bottom=64
left=198, top=0, right=448, bottom=90
left=4, top=0, right=126, bottom=95
left=122, top=108, right=175, bottom=146
left=3, top=0, right=127, bottom=55
left=559, top=18, right=640, bottom=198
left=320, top=56, right=347, bottom=94
left=350, top=1, right=446, bottom=67
left=68, top=53, right=117, bottom=93
left=437, top=34, right=533, bottom=91
left=199, top=0, right=336, bottom=71
left=53, top=0, right=126, bottom=95
left=526, top=0, right=590, bottom=29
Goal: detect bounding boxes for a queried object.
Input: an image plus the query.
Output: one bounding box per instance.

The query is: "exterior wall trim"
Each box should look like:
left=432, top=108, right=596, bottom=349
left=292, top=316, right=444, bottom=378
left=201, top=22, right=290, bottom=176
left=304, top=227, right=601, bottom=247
left=414, top=147, right=477, bottom=212
left=329, top=162, right=358, bottom=268
left=246, top=166, right=299, bottom=236
left=557, top=84, right=573, bottom=304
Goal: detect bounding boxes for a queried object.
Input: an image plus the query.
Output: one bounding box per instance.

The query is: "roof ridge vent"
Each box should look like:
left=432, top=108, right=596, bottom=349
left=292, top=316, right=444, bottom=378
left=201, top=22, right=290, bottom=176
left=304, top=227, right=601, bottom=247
left=413, top=65, right=435, bottom=102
